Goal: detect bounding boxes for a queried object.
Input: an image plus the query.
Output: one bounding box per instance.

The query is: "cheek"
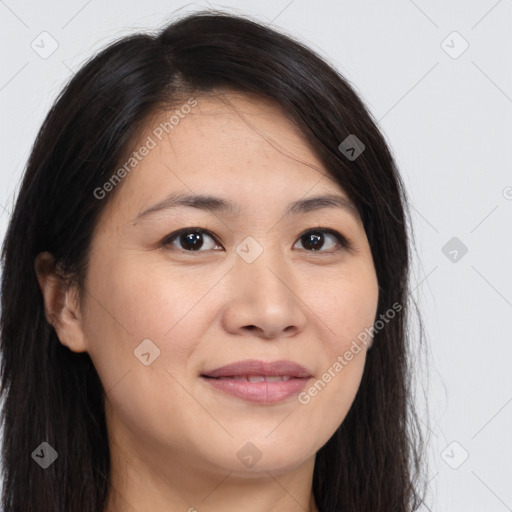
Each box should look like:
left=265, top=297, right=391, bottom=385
left=81, top=258, right=209, bottom=387
left=312, top=266, right=379, bottom=352
left=298, top=263, right=377, bottom=416
left=87, top=252, right=212, bottom=335
left=82, top=260, right=211, bottom=436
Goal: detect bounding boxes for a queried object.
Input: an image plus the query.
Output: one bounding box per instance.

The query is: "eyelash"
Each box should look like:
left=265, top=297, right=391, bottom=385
left=158, top=227, right=353, bottom=254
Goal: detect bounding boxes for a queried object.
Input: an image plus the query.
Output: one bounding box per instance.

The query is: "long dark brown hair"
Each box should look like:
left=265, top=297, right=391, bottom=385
left=0, top=10, right=427, bottom=511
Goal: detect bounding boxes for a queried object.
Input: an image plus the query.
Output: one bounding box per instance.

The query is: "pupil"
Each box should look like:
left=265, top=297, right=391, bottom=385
left=182, top=232, right=203, bottom=250
left=304, top=232, right=322, bottom=250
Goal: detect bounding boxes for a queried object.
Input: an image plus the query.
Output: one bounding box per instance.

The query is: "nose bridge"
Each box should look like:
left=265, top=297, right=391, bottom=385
left=234, top=237, right=292, bottom=302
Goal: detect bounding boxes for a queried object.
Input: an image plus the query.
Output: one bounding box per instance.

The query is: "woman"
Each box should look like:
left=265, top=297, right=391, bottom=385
left=0, top=10, right=426, bottom=512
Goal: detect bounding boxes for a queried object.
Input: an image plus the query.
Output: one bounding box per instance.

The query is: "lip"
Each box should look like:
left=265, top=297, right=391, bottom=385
left=202, top=359, right=312, bottom=378
left=200, top=359, right=313, bottom=404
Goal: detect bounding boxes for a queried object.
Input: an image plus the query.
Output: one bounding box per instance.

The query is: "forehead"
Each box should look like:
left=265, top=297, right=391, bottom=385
left=102, top=91, right=349, bottom=223
left=163, top=92, right=318, bottom=159
left=136, top=90, right=324, bottom=170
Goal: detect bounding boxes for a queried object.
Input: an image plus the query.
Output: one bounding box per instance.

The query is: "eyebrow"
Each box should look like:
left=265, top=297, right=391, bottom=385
left=132, top=192, right=359, bottom=222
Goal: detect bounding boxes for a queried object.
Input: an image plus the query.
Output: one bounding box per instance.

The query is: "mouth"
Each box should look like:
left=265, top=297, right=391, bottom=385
left=203, top=375, right=297, bottom=382
left=200, top=359, right=313, bottom=404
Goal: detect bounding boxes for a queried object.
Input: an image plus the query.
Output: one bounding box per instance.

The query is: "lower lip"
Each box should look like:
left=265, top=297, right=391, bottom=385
left=201, top=376, right=311, bottom=403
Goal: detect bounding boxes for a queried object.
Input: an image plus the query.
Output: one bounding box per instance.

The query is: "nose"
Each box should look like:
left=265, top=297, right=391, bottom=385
left=221, top=249, right=307, bottom=340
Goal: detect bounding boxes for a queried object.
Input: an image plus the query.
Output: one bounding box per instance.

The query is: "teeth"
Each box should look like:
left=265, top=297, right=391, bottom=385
left=247, top=375, right=266, bottom=382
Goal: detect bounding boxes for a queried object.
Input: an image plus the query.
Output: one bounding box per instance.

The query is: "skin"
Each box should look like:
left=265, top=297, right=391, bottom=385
left=35, top=91, right=379, bottom=512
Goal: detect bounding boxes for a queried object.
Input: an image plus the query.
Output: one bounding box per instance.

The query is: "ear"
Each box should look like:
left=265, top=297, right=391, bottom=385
left=34, top=251, right=88, bottom=353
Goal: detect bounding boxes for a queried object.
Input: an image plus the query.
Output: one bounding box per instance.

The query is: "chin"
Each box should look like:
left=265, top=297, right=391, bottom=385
left=204, top=441, right=316, bottom=477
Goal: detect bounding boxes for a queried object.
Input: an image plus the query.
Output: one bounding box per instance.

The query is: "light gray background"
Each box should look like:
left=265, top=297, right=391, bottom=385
left=1, top=1, right=511, bottom=511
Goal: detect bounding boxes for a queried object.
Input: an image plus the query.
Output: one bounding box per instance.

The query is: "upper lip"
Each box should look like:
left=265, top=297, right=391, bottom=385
left=201, top=359, right=312, bottom=378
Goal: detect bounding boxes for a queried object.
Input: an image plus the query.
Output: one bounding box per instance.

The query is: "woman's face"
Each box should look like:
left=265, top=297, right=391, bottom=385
left=62, top=92, right=379, bottom=482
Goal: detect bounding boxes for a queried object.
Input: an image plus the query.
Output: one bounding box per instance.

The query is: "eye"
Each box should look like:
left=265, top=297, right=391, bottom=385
left=160, top=228, right=222, bottom=252
left=160, top=227, right=352, bottom=254
left=294, top=228, right=351, bottom=253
